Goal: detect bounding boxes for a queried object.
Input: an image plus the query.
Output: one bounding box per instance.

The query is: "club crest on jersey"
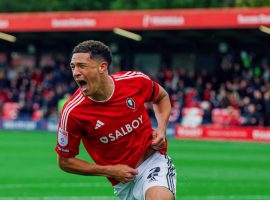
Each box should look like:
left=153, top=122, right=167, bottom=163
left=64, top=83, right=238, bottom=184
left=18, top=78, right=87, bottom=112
left=126, top=98, right=135, bottom=109
left=58, top=128, right=68, bottom=147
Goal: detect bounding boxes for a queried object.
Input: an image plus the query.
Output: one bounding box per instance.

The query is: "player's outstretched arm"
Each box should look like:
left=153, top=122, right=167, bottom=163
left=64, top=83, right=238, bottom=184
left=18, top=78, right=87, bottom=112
left=58, top=156, right=138, bottom=183
left=151, top=85, right=171, bottom=150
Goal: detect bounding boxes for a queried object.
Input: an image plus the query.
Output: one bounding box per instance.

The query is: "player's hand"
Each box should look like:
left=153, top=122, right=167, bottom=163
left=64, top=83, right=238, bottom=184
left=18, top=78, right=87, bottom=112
left=151, top=130, right=166, bottom=150
left=107, top=164, right=138, bottom=183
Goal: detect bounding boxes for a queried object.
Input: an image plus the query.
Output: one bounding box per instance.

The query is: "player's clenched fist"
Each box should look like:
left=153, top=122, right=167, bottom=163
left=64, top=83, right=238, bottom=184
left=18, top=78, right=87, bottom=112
left=151, top=130, right=166, bottom=150
left=106, top=164, right=138, bottom=183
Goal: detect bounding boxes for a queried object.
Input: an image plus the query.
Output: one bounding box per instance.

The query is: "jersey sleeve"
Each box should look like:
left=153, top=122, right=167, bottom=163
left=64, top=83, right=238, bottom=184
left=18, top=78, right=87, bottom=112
left=55, top=112, right=82, bottom=158
left=136, top=72, right=160, bottom=102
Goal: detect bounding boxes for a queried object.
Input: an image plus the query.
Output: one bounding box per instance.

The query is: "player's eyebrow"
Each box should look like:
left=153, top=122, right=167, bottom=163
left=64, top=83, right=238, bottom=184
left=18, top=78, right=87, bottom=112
left=70, top=62, right=87, bottom=67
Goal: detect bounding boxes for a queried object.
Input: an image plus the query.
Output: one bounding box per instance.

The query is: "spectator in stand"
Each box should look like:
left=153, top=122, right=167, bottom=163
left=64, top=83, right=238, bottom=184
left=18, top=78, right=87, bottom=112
left=263, top=91, right=270, bottom=126
left=195, top=75, right=204, bottom=100
left=200, top=101, right=212, bottom=124
left=238, top=80, right=248, bottom=97
left=7, top=65, right=17, bottom=82
left=218, top=88, right=231, bottom=108
left=226, top=106, right=241, bottom=126
left=262, top=64, right=270, bottom=81
left=203, top=82, right=213, bottom=101
left=169, top=94, right=181, bottom=123
left=209, top=90, right=220, bottom=109
left=184, top=69, right=196, bottom=88
left=0, top=71, right=9, bottom=90
left=239, top=96, right=251, bottom=116
left=31, top=68, right=42, bottom=86
left=242, top=103, right=260, bottom=126
left=251, top=89, right=264, bottom=115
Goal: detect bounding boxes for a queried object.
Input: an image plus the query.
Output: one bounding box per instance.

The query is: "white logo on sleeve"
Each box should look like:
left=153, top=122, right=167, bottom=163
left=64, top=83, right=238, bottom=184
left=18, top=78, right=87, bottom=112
left=58, top=128, right=68, bottom=147
left=95, top=120, right=105, bottom=129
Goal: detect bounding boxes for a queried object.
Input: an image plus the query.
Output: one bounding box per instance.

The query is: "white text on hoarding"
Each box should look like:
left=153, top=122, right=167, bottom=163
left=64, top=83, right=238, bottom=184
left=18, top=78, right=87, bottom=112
left=0, top=20, right=9, bottom=28
left=143, top=15, right=185, bottom=27
left=51, top=18, right=96, bottom=28
left=237, top=14, right=270, bottom=24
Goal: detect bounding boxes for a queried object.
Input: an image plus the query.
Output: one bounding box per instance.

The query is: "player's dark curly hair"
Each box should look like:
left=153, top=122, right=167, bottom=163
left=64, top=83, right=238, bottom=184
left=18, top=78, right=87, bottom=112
left=72, top=40, right=112, bottom=66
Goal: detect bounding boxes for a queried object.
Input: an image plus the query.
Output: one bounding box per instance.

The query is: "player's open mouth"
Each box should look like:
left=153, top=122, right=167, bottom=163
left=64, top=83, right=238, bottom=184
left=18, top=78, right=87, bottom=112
left=77, top=80, right=88, bottom=91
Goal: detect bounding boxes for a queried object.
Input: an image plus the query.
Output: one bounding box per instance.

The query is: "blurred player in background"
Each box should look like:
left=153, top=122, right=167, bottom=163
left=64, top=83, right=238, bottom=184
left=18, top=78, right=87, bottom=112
left=55, top=40, right=176, bottom=200
left=57, top=93, right=71, bottom=113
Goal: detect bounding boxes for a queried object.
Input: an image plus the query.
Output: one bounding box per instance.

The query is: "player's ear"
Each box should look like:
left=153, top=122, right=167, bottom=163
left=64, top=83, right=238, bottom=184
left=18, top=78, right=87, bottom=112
left=99, top=61, right=108, bottom=73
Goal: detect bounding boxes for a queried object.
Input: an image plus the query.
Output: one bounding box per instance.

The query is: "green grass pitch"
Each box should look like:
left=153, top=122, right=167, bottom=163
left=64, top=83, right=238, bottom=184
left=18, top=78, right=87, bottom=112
left=0, top=130, right=270, bottom=200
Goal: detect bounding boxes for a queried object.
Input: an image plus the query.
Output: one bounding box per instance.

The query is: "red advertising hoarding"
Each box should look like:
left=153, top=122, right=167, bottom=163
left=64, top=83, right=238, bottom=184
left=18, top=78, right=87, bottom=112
left=0, top=7, right=270, bottom=32
left=175, top=125, right=270, bottom=142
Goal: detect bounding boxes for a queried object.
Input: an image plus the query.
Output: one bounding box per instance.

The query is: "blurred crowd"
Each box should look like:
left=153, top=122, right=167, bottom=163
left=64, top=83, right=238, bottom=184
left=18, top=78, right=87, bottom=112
left=0, top=52, right=270, bottom=127
left=0, top=55, right=76, bottom=120
left=152, top=53, right=270, bottom=127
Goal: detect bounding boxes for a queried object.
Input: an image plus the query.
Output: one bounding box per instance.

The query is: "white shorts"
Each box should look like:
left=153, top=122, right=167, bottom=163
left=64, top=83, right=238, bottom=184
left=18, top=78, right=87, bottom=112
left=113, top=151, right=177, bottom=200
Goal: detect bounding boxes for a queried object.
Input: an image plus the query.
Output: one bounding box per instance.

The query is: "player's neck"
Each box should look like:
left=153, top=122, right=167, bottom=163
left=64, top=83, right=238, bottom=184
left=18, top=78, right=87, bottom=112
left=89, top=75, right=114, bottom=102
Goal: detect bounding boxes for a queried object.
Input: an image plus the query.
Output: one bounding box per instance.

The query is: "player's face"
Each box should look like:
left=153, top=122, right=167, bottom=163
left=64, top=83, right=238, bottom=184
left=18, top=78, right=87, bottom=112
left=70, top=53, right=105, bottom=96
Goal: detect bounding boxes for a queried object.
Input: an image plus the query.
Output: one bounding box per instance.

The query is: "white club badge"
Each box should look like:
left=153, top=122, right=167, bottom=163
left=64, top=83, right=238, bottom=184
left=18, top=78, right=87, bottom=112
left=58, top=128, right=68, bottom=147
left=126, top=98, right=135, bottom=109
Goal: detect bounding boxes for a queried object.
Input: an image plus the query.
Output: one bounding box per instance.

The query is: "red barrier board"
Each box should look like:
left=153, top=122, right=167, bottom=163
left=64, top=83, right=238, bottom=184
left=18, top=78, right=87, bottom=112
left=2, top=102, right=19, bottom=120
left=175, top=125, right=270, bottom=142
left=0, top=7, right=270, bottom=32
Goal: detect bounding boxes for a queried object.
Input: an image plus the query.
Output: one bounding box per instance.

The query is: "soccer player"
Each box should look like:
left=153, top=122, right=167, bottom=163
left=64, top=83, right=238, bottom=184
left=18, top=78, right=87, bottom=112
left=55, top=40, right=176, bottom=200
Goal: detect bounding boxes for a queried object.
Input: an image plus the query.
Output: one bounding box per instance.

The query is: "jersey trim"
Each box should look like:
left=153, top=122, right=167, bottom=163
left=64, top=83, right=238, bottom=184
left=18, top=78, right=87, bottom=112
left=60, top=92, right=85, bottom=130
left=112, top=71, right=135, bottom=78
left=113, top=71, right=150, bottom=81
left=149, top=82, right=157, bottom=102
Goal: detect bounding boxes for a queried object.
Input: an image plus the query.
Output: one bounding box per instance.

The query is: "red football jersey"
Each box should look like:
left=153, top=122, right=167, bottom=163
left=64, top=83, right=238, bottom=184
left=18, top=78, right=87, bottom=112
left=55, top=71, right=167, bottom=185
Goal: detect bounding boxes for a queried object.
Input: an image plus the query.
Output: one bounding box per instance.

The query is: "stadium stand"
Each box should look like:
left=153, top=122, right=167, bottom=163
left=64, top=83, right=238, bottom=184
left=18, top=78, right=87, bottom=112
left=0, top=49, right=269, bottom=127
left=156, top=50, right=270, bottom=127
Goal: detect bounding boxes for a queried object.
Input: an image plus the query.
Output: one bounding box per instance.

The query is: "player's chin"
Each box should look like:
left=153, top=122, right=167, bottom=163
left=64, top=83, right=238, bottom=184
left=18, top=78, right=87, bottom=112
left=80, top=88, right=90, bottom=96
left=80, top=90, right=86, bottom=96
